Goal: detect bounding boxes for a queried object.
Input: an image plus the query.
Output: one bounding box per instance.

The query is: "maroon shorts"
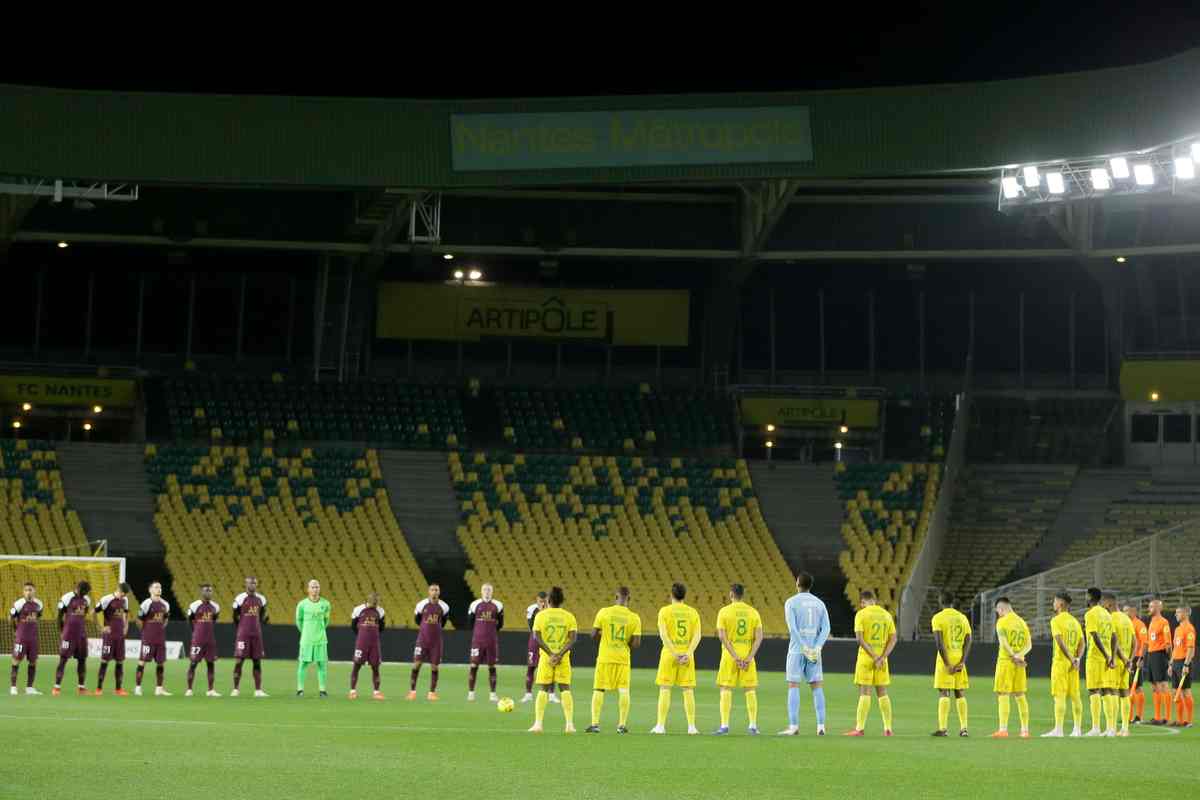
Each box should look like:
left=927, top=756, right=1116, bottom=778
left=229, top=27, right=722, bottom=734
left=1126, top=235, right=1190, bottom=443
left=189, top=641, right=218, bottom=663
left=354, top=642, right=381, bottom=667
left=470, top=641, right=499, bottom=667
left=101, top=636, right=126, bottom=662
left=59, top=636, right=87, bottom=659
left=139, top=642, right=167, bottom=664
left=235, top=635, right=265, bottom=660
left=528, top=639, right=541, bottom=667
left=414, top=639, right=442, bottom=666
left=12, top=637, right=38, bottom=663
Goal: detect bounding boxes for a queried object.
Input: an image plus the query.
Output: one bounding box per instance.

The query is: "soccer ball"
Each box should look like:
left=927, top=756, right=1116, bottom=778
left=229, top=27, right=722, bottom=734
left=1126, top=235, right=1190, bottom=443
left=496, top=697, right=515, bottom=713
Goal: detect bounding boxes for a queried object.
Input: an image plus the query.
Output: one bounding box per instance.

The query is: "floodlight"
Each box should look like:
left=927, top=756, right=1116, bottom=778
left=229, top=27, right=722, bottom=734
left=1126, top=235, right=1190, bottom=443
left=1150, top=391, right=1160, bottom=402
left=1175, top=157, right=1195, bottom=180
left=11, top=420, right=20, bottom=429
left=1046, top=172, right=1066, bottom=194
left=56, top=241, right=69, bottom=249
left=765, top=424, right=776, bottom=433
left=1110, top=157, right=1130, bottom=179
left=20, top=403, right=31, bottom=412
left=839, top=425, right=849, bottom=434
left=443, top=253, right=454, bottom=261
left=765, top=440, right=774, bottom=449
left=453, top=270, right=464, bottom=280
left=92, top=405, right=103, bottom=414
left=1133, top=163, right=1155, bottom=186
left=834, top=441, right=843, bottom=450
left=1116, top=256, right=1127, bottom=264
left=1022, top=166, right=1039, bottom=187
left=1001, top=176, right=1021, bottom=199
left=1090, top=168, right=1111, bottom=190
left=469, top=269, right=483, bottom=281
left=83, top=422, right=93, bottom=432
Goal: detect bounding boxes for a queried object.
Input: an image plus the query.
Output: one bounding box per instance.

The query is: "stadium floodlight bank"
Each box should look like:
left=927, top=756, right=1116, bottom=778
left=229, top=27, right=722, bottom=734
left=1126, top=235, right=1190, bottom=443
left=976, top=517, right=1200, bottom=642
left=997, top=134, right=1200, bottom=210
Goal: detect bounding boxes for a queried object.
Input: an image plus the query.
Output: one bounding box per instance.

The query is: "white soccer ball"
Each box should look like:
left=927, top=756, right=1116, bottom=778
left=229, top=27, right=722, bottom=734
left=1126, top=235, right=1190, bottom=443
left=497, top=696, right=515, bottom=713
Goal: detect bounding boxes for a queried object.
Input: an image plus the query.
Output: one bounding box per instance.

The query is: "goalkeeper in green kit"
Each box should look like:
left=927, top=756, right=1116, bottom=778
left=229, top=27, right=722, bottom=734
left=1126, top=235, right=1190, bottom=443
left=296, top=579, right=332, bottom=697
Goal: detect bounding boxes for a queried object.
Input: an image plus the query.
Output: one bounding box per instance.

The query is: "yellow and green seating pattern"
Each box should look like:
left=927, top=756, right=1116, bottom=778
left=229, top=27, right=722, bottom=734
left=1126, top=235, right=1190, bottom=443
left=453, top=452, right=792, bottom=634
left=0, top=440, right=87, bottom=558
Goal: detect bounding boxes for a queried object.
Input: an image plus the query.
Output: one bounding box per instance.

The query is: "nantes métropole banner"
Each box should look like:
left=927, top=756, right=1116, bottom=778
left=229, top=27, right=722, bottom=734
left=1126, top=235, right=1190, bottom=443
left=739, top=397, right=880, bottom=429
left=0, top=375, right=136, bottom=407
left=376, top=283, right=689, bottom=347
left=450, top=107, right=812, bottom=172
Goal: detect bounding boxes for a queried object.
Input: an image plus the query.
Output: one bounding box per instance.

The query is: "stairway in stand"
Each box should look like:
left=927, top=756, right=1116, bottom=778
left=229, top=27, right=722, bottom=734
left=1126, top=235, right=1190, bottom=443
left=56, top=442, right=159, bottom=557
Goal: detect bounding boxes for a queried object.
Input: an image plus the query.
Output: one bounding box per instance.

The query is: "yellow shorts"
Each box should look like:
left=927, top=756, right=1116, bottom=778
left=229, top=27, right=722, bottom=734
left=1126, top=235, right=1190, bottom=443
left=656, top=651, right=697, bottom=688
left=1050, top=662, right=1081, bottom=698
left=716, top=653, right=758, bottom=688
left=854, top=654, right=891, bottom=687
left=534, top=655, right=572, bottom=687
left=993, top=661, right=1028, bottom=694
left=934, top=658, right=969, bottom=691
left=593, top=662, right=631, bottom=691
left=1086, top=658, right=1115, bottom=691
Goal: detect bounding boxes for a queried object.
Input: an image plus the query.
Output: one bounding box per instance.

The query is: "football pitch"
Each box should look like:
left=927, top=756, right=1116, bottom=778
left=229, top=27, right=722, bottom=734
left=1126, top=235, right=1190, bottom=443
left=2, top=661, right=1192, bottom=799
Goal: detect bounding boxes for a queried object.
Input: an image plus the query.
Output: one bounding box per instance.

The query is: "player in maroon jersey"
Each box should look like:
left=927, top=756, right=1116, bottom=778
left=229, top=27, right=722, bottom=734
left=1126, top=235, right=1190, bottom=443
left=53, top=580, right=91, bottom=696
left=467, top=583, right=504, bottom=702
left=408, top=584, right=449, bottom=701
left=94, top=582, right=132, bottom=696
left=135, top=581, right=172, bottom=696
left=231, top=576, right=269, bottom=697
left=349, top=592, right=385, bottom=701
left=186, top=583, right=221, bottom=697
left=10, top=581, right=43, bottom=696
left=523, top=591, right=556, bottom=704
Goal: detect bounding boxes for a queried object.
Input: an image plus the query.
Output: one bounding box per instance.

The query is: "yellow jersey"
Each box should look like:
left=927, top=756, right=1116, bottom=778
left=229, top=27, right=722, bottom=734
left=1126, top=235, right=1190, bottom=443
left=532, top=607, right=578, bottom=655
left=592, top=605, right=642, bottom=666
left=716, top=601, right=762, bottom=659
left=657, top=602, right=701, bottom=654
left=854, top=604, right=895, bottom=658
left=1084, top=605, right=1114, bottom=662
left=1050, top=611, right=1083, bottom=666
left=1111, top=609, right=1135, bottom=661
left=930, top=607, right=972, bottom=664
left=995, top=611, right=1031, bottom=664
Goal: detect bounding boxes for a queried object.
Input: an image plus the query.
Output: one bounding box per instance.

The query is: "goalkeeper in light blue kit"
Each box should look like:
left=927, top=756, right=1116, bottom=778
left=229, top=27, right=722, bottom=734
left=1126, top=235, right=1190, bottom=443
left=779, top=572, right=830, bottom=736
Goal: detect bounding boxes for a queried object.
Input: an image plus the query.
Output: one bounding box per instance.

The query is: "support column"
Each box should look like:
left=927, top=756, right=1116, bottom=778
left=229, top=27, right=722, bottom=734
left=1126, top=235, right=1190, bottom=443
left=33, top=267, right=44, bottom=355
left=135, top=273, right=145, bottom=362
left=84, top=271, right=94, bottom=359
left=1069, top=292, right=1077, bottom=388
left=313, top=256, right=329, bottom=383
left=769, top=288, right=777, bottom=385
left=235, top=273, right=247, bottom=362
left=185, top=272, right=196, bottom=363
left=818, top=289, right=826, bottom=385
left=337, top=265, right=353, bottom=383
left=285, top=274, right=297, bottom=363
left=918, top=291, right=926, bottom=394
left=968, top=291, right=975, bottom=366
left=1018, top=292, right=1025, bottom=388
left=867, top=290, right=876, bottom=385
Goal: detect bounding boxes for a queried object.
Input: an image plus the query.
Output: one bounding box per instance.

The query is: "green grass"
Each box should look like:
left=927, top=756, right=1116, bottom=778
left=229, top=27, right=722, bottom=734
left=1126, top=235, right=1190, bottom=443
left=2, top=661, right=1192, bottom=799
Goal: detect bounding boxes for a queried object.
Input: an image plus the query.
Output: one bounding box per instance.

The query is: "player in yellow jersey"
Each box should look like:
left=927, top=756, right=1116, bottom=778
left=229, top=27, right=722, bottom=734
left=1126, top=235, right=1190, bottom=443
left=930, top=591, right=973, bottom=737
left=652, top=582, right=703, bottom=735
left=587, top=587, right=642, bottom=734
left=528, top=586, right=578, bottom=734
left=714, top=584, right=763, bottom=735
left=1103, top=593, right=1135, bottom=737
left=846, top=590, right=896, bottom=737
left=1043, top=591, right=1085, bottom=737
left=1083, top=587, right=1118, bottom=737
left=991, top=597, right=1032, bottom=739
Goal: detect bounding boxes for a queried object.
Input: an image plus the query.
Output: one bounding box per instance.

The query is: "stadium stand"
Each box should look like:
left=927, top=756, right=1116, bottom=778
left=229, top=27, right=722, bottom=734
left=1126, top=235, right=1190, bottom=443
left=835, top=461, right=942, bottom=616
left=159, top=377, right=469, bottom=448
left=884, top=395, right=956, bottom=462
left=0, top=440, right=87, bottom=558
left=145, top=444, right=430, bottom=624
left=932, top=464, right=1076, bottom=606
left=966, top=395, right=1116, bottom=463
left=452, top=452, right=791, bottom=634
left=495, top=385, right=731, bottom=451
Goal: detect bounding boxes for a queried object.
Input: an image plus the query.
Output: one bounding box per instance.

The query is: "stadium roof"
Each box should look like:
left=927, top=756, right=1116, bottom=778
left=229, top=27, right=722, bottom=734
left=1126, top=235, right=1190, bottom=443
left=3, top=49, right=1198, bottom=189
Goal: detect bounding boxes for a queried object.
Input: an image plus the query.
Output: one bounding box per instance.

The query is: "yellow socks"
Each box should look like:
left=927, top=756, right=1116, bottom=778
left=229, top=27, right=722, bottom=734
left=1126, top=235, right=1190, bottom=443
left=955, top=697, right=969, bottom=731
left=1120, top=696, right=1131, bottom=731
left=618, top=689, right=630, bottom=727
left=745, top=690, right=758, bottom=729
left=1104, top=695, right=1118, bottom=733
left=1016, top=695, right=1030, bottom=731
left=560, top=690, right=574, bottom=726
left=682, top=689, right=696, bottom=729
left=878, top=696, right=894, bottom=731
left=719, top=689, right=733, bottom=728
left=855, top=695, right=872, bottom=731
left=938, top=697, right=951, bottom=731
left=591, top=691, right=605, bottom=726
left=997, top=695, right=1010, bottom=731
left=656, top=688, right=671, bottom=728
left=535, top=690, right=548, bottom=726
left=1090, top=694, right=1103, bottom=729
left=1071, top=695, right=1084, bottom=727
left=1054, top=696, right=1066, bottom=730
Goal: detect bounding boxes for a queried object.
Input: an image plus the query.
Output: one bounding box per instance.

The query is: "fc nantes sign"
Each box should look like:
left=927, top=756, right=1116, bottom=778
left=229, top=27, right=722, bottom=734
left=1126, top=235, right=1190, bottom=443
left=739, top=397, right=880, bottom=429
left=0, top=375, right=137, bottom=407
left=377, top=283, right=689, bottom=347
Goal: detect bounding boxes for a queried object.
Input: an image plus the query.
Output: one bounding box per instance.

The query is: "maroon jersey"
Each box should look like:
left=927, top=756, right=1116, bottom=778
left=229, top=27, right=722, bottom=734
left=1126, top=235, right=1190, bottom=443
left=138, top=598, right=170, bottom=645
left=96, top=594, right=129, bottom=639
left=57, top=591, right=91, bottom=640
left=468, top=598, right=504, bottom=645
left=352, top=604, right=385, bottom=649
left=10, top=597, right=44, bottom=643
left=233, top=592, right=268, bottom=637
left=414, top=598, right=449, bottom=646
left=187, top=600, right=220, bottom=645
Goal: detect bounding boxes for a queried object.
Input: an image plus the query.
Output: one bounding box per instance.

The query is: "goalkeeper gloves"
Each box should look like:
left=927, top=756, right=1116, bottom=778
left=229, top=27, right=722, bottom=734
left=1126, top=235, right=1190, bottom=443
left=802, top=646, right=822, bottom=662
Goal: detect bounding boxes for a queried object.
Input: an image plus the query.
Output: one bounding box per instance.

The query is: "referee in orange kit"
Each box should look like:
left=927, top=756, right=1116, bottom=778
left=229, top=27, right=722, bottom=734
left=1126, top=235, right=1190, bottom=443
left=1122, top=603, right=1148, bottom=723
left=1168, top=605, right=1194, bottom=728
left=1145, top=597, right=1172, bottom=725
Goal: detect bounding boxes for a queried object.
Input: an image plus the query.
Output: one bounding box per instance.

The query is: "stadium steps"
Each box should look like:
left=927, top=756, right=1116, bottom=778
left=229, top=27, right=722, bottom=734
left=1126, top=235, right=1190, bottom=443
left=1015, top=467, right=1147, bottom=575
left=56, top=442, right=160, bottom=556
left=378, top=450, right=464, bottom=562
